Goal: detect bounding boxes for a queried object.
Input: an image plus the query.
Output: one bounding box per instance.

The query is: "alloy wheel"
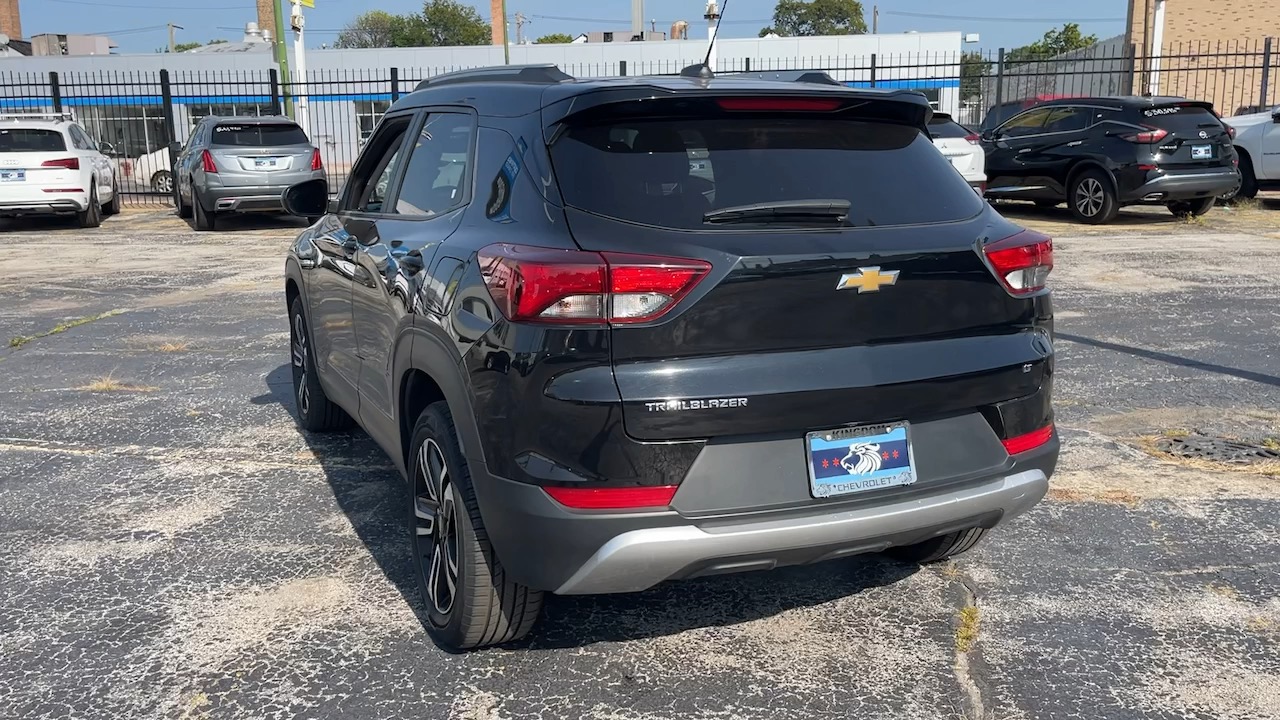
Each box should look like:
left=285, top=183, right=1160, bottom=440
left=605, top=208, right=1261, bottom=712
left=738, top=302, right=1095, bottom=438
left=415, top=438, right=459, bottom=617
left=1075, top=177, right=1104, bottom=218
left=154, top=171, right=173, bottom=194
left=290, top=313, right=310, bottom=416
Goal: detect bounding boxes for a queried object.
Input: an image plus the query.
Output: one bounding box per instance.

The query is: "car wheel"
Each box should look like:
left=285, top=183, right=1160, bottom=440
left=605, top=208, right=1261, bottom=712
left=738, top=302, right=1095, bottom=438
left=1068, top=169, right=1119, bottom=224
left=410, top=401, right=543, bottom=651
left=76, top=183, right=102, bottom=229
left=174, top=181, right=192, bottom=219
left=102, top=177, right=121, bottom=216
left=192, top=188, right=216, bottom=231
left=1233, top=154, right=1259, bottom=201
left=152, top=170, right=173, bottom=194
left=887, top=527, right=989, bottom=564
left=1167, top=197, right=1216, bottom=217
left=288, top=297, right=353, bottom=432
left=1033, top=199, right=1060, bottom=209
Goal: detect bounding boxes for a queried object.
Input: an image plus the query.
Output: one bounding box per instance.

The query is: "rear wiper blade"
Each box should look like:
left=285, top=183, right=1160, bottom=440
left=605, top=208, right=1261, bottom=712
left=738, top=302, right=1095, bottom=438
left=703, top=199, right=851, bottom=225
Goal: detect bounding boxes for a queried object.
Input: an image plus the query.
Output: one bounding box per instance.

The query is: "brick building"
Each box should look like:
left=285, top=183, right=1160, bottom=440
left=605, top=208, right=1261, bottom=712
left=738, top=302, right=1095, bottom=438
left=0, top=0, right=21, bottom=41
left=1126, top=0, right=1279, bottom=114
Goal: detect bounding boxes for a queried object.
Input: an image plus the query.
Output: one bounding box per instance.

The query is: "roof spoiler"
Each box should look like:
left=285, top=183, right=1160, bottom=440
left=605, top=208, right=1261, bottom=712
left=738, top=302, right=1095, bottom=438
left=725, top=70, right=842, bottom=86
left=415, top=65, right=574, bottom=92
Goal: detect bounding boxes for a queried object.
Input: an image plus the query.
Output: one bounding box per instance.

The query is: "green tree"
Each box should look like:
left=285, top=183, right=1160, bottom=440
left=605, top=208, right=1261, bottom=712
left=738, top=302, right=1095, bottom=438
left=759, top=0, right=867, bottom=37
left=960, top=51, right=989, bottom=100
left=1006, top=23, right=1098, bottom=63
left=336, top=2, right=488, bottom=49
left=419, top=0, right=490, bottom=47
left=157, top=39, right=227, bottom=53
left=335, top=10, right=404, bottom=49
left=535, top=33, right=575, bottom=44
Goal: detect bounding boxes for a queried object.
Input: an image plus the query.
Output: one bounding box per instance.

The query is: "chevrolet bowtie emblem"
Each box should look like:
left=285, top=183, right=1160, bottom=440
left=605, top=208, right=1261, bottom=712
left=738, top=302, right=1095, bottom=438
left=837, top=266, right=899, bottom=293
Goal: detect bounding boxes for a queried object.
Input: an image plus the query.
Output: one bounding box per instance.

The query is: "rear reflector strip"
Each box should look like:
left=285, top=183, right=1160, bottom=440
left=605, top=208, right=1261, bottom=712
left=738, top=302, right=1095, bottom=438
left=1002, top=425, right=1054, bottom=455
left=544, top=485, right=678, bottom=510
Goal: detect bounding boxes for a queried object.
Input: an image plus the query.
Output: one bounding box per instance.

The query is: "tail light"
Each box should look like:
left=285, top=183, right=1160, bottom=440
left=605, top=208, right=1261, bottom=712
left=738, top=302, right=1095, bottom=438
left=477, top=243, right=711, bottom=325
left=310, top=148, right=323, bottom=171
left=41, top=157, right=80, bottom=170
left=201, top=149, right=218, bottom=173
left=964, top=132, right=981, bottom=145
left=983, top=230, right=1053, bottom=296
left=1226, top=125, right=1236, bottom=139
left=1120, top=125, right=1168, bottom=143
left=1002, top=424, right=1054, bottom=455
left=716, top=97, right=843, bottom=112
left=544, top=485, right=678, bottom=510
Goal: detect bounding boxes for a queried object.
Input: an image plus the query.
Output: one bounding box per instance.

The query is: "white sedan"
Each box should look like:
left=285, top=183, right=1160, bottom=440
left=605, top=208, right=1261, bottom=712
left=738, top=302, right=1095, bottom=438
left=0, top=113, right=119, bottom=227
left=928, top=112, right=987, bottom=194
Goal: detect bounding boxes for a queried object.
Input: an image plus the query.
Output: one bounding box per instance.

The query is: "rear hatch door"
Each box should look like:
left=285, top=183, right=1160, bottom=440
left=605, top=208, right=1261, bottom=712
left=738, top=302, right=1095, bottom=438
left=928, top=116, right=984, bottom=180
left=209, top=121, right=314, bottom=187
left=547, top=95, right=1051, bottom=441
left=0, top=127, right=79, bottom=193
left=1141, top=101, right=1234, bottom=168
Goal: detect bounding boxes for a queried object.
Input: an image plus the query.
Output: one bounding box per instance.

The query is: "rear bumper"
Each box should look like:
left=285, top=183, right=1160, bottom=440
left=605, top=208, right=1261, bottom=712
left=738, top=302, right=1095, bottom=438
left=0, top=197, right=87, bottom=215
left=1122, top=168, right=1240, bottom=202
left=471, top=437, right=1056, bottom=595
left=201, top=185, right=288, bottom=213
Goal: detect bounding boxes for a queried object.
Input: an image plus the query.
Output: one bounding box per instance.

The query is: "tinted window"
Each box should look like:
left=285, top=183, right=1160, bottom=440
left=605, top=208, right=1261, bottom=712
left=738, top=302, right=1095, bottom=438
left=210, top=123, right=308, bottom=147
left=1141, top=105, right=1224, bottom=133
left=1041, top=107, right=1090, bottom=133
left=0, top=128, right=66, bottom=152
left=551, top=117, right=982, bottom=229
left=393, top=113, right=474, bottom=217
left=346, top=116, right=410, bottom=213
left=928, top=118, right=971, bottom=139
left=999, top=108, right=1054, bottom=137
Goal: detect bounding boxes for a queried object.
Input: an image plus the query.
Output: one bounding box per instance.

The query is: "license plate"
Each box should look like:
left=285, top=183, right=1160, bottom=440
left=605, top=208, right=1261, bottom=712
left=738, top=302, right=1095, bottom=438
left=807, top=422, right=917, bottom=499
left=0, top=169, right=25, bottom=182
left=254, top=158, right=279, bottom=169
left=1191, top=144, right=1213, bottom=160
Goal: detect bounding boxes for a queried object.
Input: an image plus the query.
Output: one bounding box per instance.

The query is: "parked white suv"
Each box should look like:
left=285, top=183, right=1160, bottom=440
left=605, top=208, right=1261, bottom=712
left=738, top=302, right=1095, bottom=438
left=928, top=112, right=987, bottom=193
left=0, top=113, right=119, bottom=227
left=1223, top=105, right=1280, bottom=199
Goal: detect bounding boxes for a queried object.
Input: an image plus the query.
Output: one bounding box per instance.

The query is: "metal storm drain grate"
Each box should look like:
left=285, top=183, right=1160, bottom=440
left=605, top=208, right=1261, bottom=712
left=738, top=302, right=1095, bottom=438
left=1154, top=434, right=1280, bottom=464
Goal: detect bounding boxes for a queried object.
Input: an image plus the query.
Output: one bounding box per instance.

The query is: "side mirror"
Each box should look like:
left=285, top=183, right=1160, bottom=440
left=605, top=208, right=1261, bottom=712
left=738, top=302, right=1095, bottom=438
left=1272, top=110, right=1280, bottom=124
left=98, top=141, right=116, bottom=156
left=168, top=141, right=182, bottom=157
left=327, top=197, right=339, bottom=214
left=981, top=128, right=996, bottom=142
left=282, top=178, right=330, bottom=218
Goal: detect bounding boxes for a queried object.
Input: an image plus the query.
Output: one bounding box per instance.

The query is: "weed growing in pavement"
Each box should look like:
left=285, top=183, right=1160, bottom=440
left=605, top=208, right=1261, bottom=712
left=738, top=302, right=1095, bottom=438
left=154, top=341, right=190, bottom=352
left=7, top=310, right=124, bottom=350
left=79, top=374, right=159, bottom=393
left=955, top=606, right=980, bottom=653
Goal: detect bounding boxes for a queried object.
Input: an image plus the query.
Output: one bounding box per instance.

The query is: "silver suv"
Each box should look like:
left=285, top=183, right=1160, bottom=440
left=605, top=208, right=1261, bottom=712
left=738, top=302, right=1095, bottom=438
left=174, top=116, right=325, bottom=230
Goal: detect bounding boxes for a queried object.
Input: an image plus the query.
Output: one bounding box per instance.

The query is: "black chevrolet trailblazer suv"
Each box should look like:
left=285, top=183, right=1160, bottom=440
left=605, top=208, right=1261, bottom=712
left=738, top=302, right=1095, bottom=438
left=982, top=96, right=1240, bottom=223
left=281, top=65, right=1059, bottom=650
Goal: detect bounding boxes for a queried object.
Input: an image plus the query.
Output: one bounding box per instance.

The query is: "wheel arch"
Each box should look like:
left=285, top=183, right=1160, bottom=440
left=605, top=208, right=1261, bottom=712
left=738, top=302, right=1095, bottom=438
left=1065, top=159, right=1117, bottom=194
left=398, top=328, right=484, bottom=481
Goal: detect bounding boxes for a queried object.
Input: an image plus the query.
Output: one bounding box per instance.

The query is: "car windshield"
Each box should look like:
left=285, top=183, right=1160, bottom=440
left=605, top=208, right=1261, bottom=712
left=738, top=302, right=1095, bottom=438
left=0, top=128, right=66, bottom=152
left=551, top=116, right=983, bottom=229
left=211, top=123, right=309, bottom=147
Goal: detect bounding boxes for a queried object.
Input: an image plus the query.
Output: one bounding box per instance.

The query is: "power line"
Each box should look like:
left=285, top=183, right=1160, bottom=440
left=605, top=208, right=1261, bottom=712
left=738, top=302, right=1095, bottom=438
left=882, top=11, right=1125, bottom=24
left=532, top=14, right=769, bottom=27
left=47, top=0, right=254, bottom=9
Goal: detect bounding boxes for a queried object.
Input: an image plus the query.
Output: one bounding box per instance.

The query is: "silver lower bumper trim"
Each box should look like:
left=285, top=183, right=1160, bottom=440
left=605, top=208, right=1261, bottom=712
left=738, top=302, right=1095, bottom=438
left=555, top=469, right=1048, bottom=595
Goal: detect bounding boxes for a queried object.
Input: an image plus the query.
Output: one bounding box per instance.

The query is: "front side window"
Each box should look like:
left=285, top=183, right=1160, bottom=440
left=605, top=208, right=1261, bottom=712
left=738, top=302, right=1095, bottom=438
left=1041, top=107, right=1090, bottom=133
left=343, top=115, right=411, bottom=214
left=393, top=112, right=475, bottom=217
left=999, top=108, right=1053, bottom=137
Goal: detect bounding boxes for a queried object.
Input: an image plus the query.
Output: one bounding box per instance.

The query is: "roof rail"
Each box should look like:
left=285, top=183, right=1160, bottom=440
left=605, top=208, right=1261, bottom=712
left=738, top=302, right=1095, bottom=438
left=414, top=65, right=574, bottom=92
left=726, top=70, right=842, bottom=86
left=0, top=111, right=76, bottom=122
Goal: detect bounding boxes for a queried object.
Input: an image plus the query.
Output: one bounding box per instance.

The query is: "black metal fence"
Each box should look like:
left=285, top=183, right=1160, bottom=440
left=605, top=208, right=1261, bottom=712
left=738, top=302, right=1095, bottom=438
left=1, top=38, right=1274, bottom=209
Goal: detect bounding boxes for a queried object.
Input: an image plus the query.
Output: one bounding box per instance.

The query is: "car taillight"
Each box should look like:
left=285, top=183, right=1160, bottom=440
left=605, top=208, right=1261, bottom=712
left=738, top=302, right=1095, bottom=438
left=310, top=148, right=323, bottom=171
left=983, top=230, right=1053, bottom=296
left=716, top=97, right=843, bottom=112
left=544, top=485, right=678, bottom=510
left=41, top=157, right=79, bottom=170
left=201, top=149, right=218, bottom=173
left=1120, top=125, right=1169, bottom=143
left=1226, top=125, right=1236, bottom=139
left=964, top=132, right=981, bottom=145
left=477, top=243, right=711, bottom=325
left=1002, top=424, right=1054, bottom=455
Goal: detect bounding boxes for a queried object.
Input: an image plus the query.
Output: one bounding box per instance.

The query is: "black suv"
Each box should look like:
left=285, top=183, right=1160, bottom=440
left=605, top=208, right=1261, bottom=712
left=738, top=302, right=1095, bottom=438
left=282, top=66, right=1058, bottom=650
left=982, top=96, right=1240, bottom=223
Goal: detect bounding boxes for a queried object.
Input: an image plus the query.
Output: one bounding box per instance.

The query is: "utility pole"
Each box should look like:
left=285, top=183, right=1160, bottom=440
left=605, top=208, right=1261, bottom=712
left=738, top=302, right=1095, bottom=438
left=500, top=0, right=510, bottom=63
left=274, top=0, right=293, bottom=117
left=291, top=0, right=308, bottom=134
left=167, top=23, right=183, bottom=53
left=514, top=12, right=527, bottom=46
left=873, top=5, right=878, bottom=34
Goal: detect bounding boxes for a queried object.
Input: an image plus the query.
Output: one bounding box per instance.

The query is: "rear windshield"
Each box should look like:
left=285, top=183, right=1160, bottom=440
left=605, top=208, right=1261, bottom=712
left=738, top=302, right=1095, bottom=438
left=1141, top=105, right=1223, bottom=132
left=0, top=128, right=66, bottom=152
left=551, top=117, right=983, bottom=229
left=928, top=117, right=971, bottom=139
left=211, top=123, right=308, bottom=147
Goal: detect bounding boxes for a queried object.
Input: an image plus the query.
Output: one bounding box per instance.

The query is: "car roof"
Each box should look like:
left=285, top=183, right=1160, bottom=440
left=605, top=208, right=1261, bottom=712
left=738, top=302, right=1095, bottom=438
left=392, top=64, right=932, bottom=118
left=1033, top=95, right=1207, bottom=109
left=204, top=115, right=299, bottom=125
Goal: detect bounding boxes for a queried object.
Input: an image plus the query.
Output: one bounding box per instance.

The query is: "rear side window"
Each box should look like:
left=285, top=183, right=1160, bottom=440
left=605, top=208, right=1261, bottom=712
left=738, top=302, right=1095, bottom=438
left=928, top=118, right=971, bottom=139
left=551, top=116, right=982, bottom=229
left=0, top=128, right=67, bottom=152
left=1140, top=105, right=1223, bottom=132
left=211, top=123, right=308, bottom=147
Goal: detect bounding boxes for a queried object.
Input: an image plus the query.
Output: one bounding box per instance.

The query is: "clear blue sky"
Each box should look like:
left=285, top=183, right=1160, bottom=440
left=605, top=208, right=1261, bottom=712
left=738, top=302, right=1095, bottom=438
left=25, top=0, right=1129, bottom=53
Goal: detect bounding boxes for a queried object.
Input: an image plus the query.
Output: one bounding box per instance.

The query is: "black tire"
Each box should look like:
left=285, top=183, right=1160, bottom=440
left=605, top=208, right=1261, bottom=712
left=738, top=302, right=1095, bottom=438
left=288, top=297, right=353, bottom=432
left=175, top=179, right=192, bottom=219
left=888, top=527, right=989, bottom=564
left=1235, top=153, right=1259, bottom=200
left=1033, top=199, right=1060, bottom=209
left=410, top=401, right=543, bottom=651
left=192, top=188, right=216, bottom=231
left=102, top=177, right=121, bottom=216
left=1068, top=169, right=1119, bottom=224
left=1167, top=197, right=1216, bottom=217
left=76, top=183, right=102, bottom=229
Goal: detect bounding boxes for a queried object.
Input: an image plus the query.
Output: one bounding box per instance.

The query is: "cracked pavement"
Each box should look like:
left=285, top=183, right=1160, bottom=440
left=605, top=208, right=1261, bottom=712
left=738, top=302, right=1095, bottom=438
left=2, top=203, right=1279, bottom=719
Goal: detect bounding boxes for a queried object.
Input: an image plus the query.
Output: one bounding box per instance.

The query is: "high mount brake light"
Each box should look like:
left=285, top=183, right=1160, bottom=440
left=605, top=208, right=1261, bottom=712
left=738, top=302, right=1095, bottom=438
left=984, top=230, right=1053, bottom=296
left=1121, top=125, right=1169, bottom=143
left=716, top=97, right=843, bottom=112
left=477, top=244, right=712, bottom=325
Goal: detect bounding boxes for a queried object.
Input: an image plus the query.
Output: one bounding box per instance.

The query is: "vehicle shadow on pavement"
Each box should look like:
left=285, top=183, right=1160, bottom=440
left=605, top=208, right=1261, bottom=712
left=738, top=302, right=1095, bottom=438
left=257, top=363, right=922, bottom=649
left=1058, top=333, right=1280, bottom=387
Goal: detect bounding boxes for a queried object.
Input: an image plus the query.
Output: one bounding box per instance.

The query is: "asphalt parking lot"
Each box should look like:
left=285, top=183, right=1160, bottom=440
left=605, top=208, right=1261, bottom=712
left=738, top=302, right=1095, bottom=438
left=2, top=200, right=1279, bottom=720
